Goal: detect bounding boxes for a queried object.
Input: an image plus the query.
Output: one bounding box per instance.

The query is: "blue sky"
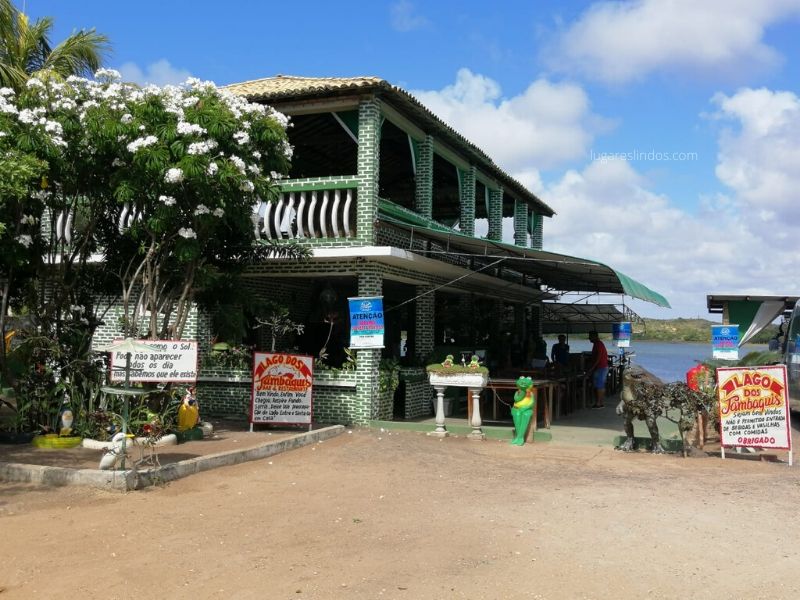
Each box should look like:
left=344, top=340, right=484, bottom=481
left=25, top=0, right=800, bottom=319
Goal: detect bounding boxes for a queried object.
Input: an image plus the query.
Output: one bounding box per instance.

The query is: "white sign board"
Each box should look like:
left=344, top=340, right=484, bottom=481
left=251, top=352, right=313, bottom=425
left=717, top=365, right=792, bottom=456
left=110, top=340, right=198, bottom=382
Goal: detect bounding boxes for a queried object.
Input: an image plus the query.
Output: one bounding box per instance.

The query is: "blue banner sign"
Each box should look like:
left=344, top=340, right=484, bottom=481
left=711, top=324, right=739, bottom=360
left=348, top=296, right=385, bottom=349
left=612, top=322, right=632, bottom=348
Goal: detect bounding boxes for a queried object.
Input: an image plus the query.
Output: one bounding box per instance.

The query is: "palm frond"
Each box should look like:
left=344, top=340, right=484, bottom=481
left=38, top=29, right=109, bottom=79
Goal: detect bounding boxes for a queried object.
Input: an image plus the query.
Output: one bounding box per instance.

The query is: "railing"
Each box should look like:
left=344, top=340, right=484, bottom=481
left=251, top=177, right=358, bottom=241
left=49, top=177, right=359, bottom=245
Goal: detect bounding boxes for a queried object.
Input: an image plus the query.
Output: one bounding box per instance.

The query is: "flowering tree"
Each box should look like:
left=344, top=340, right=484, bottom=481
left=16, top=71, right=292, bottom=340
left=0, top=71, right=296, bottom=406
left=72, top=71, right=293, bottom=339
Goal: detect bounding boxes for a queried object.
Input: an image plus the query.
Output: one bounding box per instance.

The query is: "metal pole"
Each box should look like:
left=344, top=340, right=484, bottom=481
left=120, top=352, right=130, bottom=470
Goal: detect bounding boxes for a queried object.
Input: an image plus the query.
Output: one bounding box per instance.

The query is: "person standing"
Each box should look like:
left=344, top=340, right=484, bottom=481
left=550, top=334, right=570, bottom=367
left=588, top=331, right=608, bottom=408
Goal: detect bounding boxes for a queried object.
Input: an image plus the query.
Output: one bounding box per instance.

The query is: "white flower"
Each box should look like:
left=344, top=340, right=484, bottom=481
left=229, top=155, right=246, bottom=174
left=206, top=162, right=218, bottom=176
left=176, top=121, right=206, bottom=136
left=17, top=108, right=36, bottom=124
left=120, top=113, right=133, bottom=124
left=159, top=195, right=176, bottom=206
left=0, top=97, right=17, bottom=114
left=194, top=204, right=210, bottom=215
left=138, top=124, right=146, bottom=131
left=0, top=87, right=14, bottom=97
left=112, top=158, right=125, bottom=167
left=240, top=180, right=255, bottom=193
left=178, top=227, right=196, bottom=239
left=282, top=139, right=294, bottom=159
left=252, top=150, right=261, bottom=160
left=186, top=139, right=218, bottom=155
left=233, top=130, right=250, bottom=145
left=247, top=164, right=261, bottom=175
left=26, top=78, right=45, bottom=89
left=16, top=234, right=33, bottom=247
left=181, top=95, right=199, bottom=108
left=20, top=214, right=36, bottom=225
left=164, top=168, right=184, bottom=184
left=127, top=135, right=158, bottom=153
left=32, top=189, right=51, bottom=200
left=213, top=208, right=225, bottom=217
left=44, top=121, right=62, bottom=135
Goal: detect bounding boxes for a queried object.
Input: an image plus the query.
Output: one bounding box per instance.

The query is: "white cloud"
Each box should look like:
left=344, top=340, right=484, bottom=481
left=545, top=0, right=800, bottom=84
left=118, top=59, right=192, bottom=86
left=412, top=69, right=608, bottom=171
left=536, top=158, right=795, bottom=317
left=390, top=1, right=429, bottom=32
left=713, top=87, right=800, bottom=238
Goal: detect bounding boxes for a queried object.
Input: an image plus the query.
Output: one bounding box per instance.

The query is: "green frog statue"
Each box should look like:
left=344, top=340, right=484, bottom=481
left=511, top=376, right=536, bottom=445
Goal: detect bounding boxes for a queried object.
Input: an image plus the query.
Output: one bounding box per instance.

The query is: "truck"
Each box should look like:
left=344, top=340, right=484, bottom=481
left=783, top=300, right=800, bottom=412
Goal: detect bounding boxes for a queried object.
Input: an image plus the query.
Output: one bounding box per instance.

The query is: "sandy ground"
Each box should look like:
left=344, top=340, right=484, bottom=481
left=2, top=424, right=800, bottom=600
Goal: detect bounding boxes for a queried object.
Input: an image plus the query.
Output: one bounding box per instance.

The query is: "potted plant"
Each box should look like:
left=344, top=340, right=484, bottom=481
left=426, top=354, right=489, bottom=388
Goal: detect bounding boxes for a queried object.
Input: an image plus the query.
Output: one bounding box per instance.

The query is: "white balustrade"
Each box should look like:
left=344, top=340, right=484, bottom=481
left=252, top=185, right=356, bottom=241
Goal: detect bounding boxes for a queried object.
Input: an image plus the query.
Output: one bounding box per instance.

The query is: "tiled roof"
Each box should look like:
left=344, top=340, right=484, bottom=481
left=225, top=75, right=554, bottom=216
left=224, top=75, right=386, bottom=99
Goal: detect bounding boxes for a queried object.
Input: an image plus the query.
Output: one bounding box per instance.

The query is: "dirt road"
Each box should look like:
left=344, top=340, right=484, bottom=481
left=1, top=429, right=799, bottom=599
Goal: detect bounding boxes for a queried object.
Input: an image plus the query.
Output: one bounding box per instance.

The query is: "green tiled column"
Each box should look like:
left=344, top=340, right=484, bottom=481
left=415, top=285, right=435, bottom=361
left=458, top=166, right=476, bottom=236
left=514, top=200, right=529, bottom=247
left=355, top=264, right=383, bottom=422
left=530, top=213, right=543, bottom=250
left=357, top=99, right=382, bottom=244
left=487, top=187, right=503, bottom=241
left=414, top=134, right=433, bottom=219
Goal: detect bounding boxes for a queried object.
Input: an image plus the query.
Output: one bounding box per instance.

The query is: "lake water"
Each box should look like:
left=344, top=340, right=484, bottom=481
left=546, top=338, right=768, bottom=383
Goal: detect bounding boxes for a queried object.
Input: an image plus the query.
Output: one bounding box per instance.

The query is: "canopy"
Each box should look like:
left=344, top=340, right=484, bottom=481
left=379, top=200, right=671, bottom=307
left=541, top=302, right=643, bottom=334
left=707, top=295, right=798, bottom=345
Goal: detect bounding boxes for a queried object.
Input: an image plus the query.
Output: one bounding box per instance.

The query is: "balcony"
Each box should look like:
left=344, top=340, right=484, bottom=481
left=251, top=177, right=358, bottom=241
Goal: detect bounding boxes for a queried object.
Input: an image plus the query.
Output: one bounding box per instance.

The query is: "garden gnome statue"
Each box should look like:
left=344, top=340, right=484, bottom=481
left=511, top=376, right=535, bottom=445
left=59, top=400, right=74, bottom=436
left=178, top=385, right=200, bottom=431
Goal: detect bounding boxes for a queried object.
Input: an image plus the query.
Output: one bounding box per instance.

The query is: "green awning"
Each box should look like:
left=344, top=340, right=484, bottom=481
left=378, top=200, right=670, bottom=308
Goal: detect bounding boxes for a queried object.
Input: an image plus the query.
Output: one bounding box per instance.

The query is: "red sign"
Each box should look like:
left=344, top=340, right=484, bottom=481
left=250, top=352, right=313, bottom=425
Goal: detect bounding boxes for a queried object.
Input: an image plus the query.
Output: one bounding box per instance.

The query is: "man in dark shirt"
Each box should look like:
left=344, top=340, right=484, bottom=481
left=550, top=334, right=570, bottom=367
left=588, top=331, right=609, bottom=408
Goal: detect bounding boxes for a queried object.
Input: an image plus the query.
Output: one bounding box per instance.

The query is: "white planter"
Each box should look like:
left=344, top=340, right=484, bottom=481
left=428, top=372, right=488, bottom=388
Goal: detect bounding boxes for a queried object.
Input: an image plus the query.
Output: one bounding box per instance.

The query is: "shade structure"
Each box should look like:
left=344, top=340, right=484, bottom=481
left=541, top=302, right=643, bottom=334
left=378, top=200, right=670, bottom=307
left=707, top=295, right=798, bottom=345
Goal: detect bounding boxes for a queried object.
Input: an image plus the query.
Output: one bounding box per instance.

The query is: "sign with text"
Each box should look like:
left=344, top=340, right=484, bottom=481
left=250, top=352, right=313, bottom=425
left=717, top=365, right=791, bottom=450
left=348, top=296, right=384, bottom=349
left=612, top=322, right=632, bottom=348
left=109, top=340, right=197, bottom=382
left=711, top=324, right=739, bottom=360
